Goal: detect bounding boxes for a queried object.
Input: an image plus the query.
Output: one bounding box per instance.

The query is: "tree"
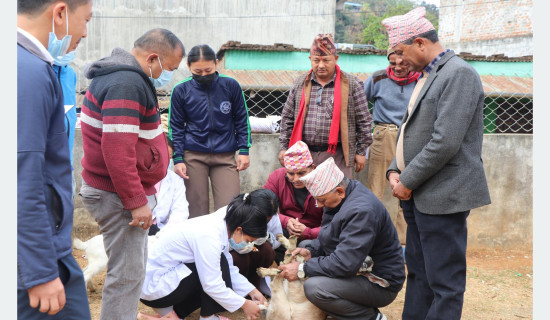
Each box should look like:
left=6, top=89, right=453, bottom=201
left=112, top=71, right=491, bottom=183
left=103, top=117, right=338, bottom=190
left=360, top=0, right=439, bottom=49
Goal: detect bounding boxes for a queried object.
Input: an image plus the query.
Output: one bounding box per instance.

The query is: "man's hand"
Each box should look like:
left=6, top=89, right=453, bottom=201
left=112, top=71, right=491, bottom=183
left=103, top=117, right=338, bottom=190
left=392, top=181, right=412, bottom=201
left=248, top=288, right=267, bottom=305
left=287, top=218, right=306, bottom=237
left=129, top=204, right=152, bottom=230
left=167, top=144, right=173, bottom=159
left=278, top=149, right=287, bottom=167
left=241, top=299, right=261, bottom=320
left=173, top=163, right=189, bottom=179
left=237, top=155, right=250, bottom=171
left=290, top=247, right=311, bottom=261
left=278, top=261, right=300, bottom=281
left=354, top=154, right=366, bottom=173
left=388, top=171, right=400, bottom=190
left=27, top=277, right=66, bottom=315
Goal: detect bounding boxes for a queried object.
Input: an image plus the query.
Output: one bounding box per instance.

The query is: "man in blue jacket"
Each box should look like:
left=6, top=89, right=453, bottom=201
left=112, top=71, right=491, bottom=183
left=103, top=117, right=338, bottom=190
left=53, top=53, right=78, bottom=197
left=279, top=157, right=405, bottom=320
left=17, top=0, right=92, bottom=318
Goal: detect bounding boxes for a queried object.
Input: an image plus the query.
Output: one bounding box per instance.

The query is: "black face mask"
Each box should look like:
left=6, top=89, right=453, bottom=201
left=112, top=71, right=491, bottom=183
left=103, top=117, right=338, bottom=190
left=192, top=73, right=216, bottom=86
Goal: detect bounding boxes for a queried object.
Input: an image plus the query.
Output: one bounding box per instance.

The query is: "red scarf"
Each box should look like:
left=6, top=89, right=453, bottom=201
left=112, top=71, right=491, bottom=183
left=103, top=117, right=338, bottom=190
left=289, top=65, right=342, bottom=154
left=386, top=66, right=421, bottom=86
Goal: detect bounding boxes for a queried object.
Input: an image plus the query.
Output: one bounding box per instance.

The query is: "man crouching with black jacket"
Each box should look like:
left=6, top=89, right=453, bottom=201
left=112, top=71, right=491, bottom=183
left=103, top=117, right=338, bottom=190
left=278, top=157, right=405, bottom=320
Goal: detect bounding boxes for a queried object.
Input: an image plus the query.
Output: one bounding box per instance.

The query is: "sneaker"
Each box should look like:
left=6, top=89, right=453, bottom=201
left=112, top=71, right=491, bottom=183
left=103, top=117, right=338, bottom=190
left=374, top=312, right=387, bottom=320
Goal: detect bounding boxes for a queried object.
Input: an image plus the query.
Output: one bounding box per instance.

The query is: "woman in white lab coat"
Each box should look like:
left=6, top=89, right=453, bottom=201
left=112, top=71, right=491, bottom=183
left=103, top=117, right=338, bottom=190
left=139, top=189, right=276, bottom=320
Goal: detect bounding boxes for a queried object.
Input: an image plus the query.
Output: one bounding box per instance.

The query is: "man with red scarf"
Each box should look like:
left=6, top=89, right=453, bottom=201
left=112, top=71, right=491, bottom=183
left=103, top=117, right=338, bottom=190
left=363, top=48, right=421, bottom=250
left=279, top=34, right=372, bottom=179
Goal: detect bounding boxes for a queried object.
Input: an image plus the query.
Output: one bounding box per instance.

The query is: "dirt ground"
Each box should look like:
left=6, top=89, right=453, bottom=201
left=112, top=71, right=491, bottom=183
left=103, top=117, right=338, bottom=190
left=74, top=247, right=532, bottom=320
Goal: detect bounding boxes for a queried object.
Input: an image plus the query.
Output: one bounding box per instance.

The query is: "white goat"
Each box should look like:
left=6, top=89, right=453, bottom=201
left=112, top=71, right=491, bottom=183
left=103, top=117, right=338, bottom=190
left=73, top=227, right=168, bottom=291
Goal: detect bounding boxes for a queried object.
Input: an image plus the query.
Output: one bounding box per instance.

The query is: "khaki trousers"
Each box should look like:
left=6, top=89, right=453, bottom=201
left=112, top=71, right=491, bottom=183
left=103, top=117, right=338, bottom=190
left=310, top=145, right=354, bottom=179
left=184, top=150, right=240, bottom=218
left=366, top=124, right=407, bottom=245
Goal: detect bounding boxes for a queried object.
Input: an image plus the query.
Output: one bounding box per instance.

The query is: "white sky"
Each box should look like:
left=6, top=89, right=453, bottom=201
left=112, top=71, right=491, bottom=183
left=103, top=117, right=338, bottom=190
left=415, top=0, right=441, bottom=7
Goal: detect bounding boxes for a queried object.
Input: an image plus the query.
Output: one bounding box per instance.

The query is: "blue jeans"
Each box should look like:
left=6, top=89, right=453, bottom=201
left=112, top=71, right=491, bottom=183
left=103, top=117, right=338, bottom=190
left=18, top=254, right=91, bottom=319
left=401, top=197, right=469, bottom=320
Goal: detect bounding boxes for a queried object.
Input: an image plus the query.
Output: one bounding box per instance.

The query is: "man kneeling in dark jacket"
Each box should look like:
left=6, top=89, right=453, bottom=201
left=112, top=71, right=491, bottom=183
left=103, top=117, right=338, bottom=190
left=278, top=157, right=405, bottom=320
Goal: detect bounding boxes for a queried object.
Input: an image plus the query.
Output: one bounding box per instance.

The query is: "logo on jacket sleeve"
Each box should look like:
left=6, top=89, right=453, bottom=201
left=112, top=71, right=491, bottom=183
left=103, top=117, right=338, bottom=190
left=220, top=101, right=232, bottom=114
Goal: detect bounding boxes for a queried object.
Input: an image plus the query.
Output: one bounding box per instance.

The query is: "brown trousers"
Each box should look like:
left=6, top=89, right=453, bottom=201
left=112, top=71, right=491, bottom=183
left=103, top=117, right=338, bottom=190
left=366, top=124, right=407, bottom=245
left=310, top=145, right=354, bottom=179
left=183, top=150, right=240, bottom=218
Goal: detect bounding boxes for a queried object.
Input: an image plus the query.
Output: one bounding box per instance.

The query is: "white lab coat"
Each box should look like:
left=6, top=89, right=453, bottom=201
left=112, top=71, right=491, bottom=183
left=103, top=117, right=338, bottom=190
left=141, top=208, right=255, bottom=312
left=152, top=170, right=189, bottom=229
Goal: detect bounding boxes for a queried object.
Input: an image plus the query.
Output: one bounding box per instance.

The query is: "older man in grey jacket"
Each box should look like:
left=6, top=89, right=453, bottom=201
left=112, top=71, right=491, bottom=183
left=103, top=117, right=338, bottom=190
left=382, top=7, right=491, bottom=320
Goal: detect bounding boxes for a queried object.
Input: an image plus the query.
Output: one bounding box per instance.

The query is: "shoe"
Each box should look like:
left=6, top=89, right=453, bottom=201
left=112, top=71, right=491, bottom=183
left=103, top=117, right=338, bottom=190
left=160, top=310, right=182, bottom=319
left=374, top=312, right=387, bottom=320
left=137, top=312, right=161, bottom=320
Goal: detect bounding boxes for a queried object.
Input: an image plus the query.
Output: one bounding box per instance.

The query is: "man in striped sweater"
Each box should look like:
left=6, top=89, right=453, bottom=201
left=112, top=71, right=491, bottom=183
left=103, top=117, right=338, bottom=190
left=79, top=29, right=185, bottom=320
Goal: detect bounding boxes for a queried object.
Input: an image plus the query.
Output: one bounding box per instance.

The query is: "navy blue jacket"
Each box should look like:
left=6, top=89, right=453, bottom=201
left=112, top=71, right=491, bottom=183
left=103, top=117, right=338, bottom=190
left=305, top=180, right=406, bottom=292
left=17, top=33, right=74, bottom=290
left=168, top=72, right=252, bottom=164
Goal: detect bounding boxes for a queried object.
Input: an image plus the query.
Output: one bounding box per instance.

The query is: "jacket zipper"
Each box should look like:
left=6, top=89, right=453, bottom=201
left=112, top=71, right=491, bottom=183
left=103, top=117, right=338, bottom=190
left=207, top=87, right=214, bottom=152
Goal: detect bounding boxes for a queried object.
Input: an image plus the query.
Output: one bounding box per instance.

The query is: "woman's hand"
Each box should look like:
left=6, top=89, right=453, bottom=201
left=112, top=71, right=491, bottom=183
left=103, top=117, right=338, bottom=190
left=237, top=155, right=250, bottom=171
left=248, top=288, right=267, bottom=304
left=241, top=299, right=261, bottom=320
left=173, top=163, right=189, bottom=179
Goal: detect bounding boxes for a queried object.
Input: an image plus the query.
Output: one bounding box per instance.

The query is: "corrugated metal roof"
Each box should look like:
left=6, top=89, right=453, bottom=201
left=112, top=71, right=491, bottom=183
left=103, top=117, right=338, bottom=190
left=218, top=41, right=533, bottom=62
left=219, top=69, right=532, bottom=96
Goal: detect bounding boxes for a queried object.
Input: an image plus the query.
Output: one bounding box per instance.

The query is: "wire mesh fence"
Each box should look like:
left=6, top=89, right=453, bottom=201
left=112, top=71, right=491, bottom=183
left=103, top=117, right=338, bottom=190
left=155, top=89, right=533, bottom=134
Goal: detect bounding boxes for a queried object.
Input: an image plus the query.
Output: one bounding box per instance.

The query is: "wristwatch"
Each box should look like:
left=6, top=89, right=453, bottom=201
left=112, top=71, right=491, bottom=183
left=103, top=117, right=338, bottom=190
left=297, top=263, right=306, bottom=279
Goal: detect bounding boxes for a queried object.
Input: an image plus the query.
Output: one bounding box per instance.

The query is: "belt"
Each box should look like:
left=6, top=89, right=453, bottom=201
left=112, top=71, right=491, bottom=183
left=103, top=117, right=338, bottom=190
left=374, top=122, right=399, bottom=130
left=374, top=122, right=399, bottom=129
left=308, top=143, right=342, bottom=152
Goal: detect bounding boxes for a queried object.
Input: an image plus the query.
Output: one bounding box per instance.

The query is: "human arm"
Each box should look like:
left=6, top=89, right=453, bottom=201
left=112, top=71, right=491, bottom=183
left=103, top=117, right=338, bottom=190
left=278, top=81, right=299, bottom=153
left=352, top=77, right=373, bottom=160
left=99, top=83, right=160, bottom=210
left=230, top=79, right=252, bottom=157
left=192, top=236, right=251, bottom=312
left=304, top=209, right=377, bottom=278
left=168, top=85, right=187, bottom=166
left=397, top=67, right=484, bottom=191
left=17, top=65, right=63, bottom=296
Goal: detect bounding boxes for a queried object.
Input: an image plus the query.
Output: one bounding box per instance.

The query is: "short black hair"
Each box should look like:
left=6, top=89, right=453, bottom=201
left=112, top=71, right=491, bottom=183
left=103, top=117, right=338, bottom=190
left=18, top=0, right=90, bottom=16
left=225, top=189, right=278, bottom=238
left=134, top=28, right=185, bottom=58
left=402, top=30, right=439, bottom=45
left=187, top=44, right=217, bottom=65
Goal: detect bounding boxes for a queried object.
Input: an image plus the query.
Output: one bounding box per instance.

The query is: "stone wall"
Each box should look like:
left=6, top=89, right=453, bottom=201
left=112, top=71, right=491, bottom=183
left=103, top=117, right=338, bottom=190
left=438, top=0, right=533, bottom=57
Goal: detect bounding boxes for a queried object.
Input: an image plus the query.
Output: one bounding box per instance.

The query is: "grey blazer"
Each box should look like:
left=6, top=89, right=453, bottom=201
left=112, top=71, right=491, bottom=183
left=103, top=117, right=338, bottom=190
left=387, top=50, right=491, bottom=215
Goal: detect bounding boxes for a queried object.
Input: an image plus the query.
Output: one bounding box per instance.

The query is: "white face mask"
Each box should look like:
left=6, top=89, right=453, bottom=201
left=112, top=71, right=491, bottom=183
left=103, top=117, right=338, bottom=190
left=48, top=7, right=72, bottom=59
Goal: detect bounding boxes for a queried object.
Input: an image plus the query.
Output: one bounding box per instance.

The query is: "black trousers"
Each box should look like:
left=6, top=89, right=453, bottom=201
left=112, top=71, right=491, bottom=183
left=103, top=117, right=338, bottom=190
left=140, top=253, right=232, bottom=318
left=401, top=197, right=469, bottom=320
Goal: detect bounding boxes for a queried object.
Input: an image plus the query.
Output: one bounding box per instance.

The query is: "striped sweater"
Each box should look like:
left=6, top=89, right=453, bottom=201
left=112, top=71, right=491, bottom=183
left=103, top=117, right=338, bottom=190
left=81, top=47, right=169, bottom=210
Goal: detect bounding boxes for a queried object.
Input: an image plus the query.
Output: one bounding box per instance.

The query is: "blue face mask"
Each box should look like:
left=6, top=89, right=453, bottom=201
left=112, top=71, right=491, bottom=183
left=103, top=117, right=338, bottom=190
left=149, top=57, right=174, bottom=88
left=48, top=7, right=72, bottom=60
left=53, top=50, right=75, bottom=66
left=229, top=230, right=255, bottom=254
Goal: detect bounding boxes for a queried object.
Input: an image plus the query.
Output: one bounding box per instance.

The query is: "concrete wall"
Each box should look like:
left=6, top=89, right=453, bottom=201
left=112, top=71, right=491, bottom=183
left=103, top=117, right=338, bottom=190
left=72, top=131, right=532, bottom=250
left=72, top=0, right=335, bottom=91
left=438, top=0, right=533, bottom=57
